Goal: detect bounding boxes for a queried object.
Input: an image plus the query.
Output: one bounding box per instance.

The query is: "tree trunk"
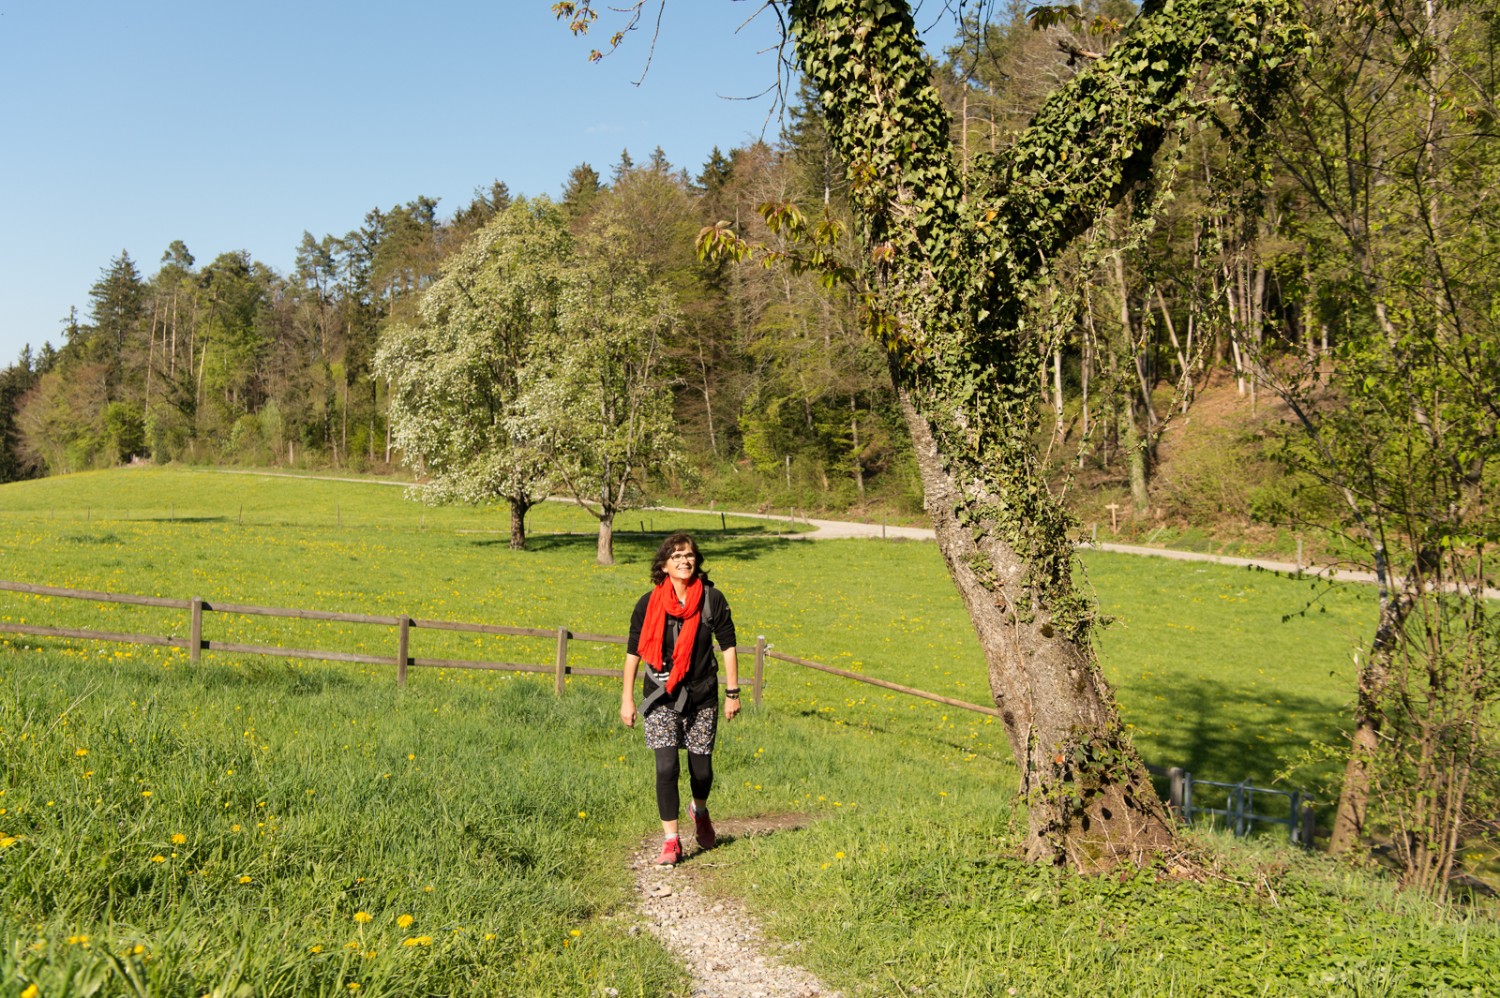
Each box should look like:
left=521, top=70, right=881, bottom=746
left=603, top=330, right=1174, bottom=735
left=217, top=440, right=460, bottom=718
left=901, top=392, right=1176, bottom=868
left=596, top=512, right=615, bottom=566
left=1328, top=665, right=1383, bottom=853
left=851, top=396, right=866, bottom=500
left=1053, top=347, right=1065, bottom=441
left=1125, top=402, right=1150, bottom=513
left=1330, top=565, right=1418, bottom=853
left=508, top=497, right=530, bottom=551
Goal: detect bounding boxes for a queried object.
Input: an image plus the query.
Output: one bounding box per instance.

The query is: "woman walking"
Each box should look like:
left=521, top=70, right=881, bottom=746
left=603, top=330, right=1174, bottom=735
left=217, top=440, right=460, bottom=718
left=621, top=532, right=739, bottom=866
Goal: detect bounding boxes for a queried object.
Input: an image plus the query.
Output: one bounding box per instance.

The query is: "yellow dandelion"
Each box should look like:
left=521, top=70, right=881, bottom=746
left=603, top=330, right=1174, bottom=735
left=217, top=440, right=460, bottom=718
left=171, top=833, right=186, bottom=845
left=353, top=911, right=373, bottom=924
left=231, top=824, right=241, bottom=832
left=484, top=933, right=497, bottom=941
left=141, top=791, right=152, bottom=798
left=407, top=753, right=415, bottom=761
left=345, top=942, right=361, bottom=951
left=238, top=875, right=252, bottom=884
left=347, top=985, right=361, bottom=992
left=151, top=855, right=166, bottom=864
left=21, top=985, right=38, bottom=998
left=835, top=851, right=846, bottom=859
left=577, top=810, right=587, bottom=819
left=397, top=914, right=414, bottom=928
left=75, top=748, right=89, bottom=757
left=569, top=929, right=581, bottom=937
left=309, top=945, right=324, bottom=953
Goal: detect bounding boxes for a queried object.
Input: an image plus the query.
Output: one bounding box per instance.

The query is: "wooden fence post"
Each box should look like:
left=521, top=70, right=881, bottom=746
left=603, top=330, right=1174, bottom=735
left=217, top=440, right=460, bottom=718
left=1299, top=802, right=1317, bottom=849
left=1167, top=766, right=1185, bottom=814
left=189, top=597, right=203, bottom=665
left=397, top=615, right=410, bottom=687
left=554, top=626, right=568, bottom=695
left=753, top=635, right=766, bottom=707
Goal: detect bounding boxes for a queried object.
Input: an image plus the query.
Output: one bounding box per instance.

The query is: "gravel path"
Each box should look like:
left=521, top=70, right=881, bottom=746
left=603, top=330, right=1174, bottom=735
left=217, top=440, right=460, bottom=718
left=220, top=471, right=1498, bottom=594
left=628, top=817, right=840, bottom=998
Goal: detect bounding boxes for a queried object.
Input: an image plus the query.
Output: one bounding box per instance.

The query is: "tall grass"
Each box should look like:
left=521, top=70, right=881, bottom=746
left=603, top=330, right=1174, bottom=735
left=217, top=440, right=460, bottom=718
left=3, top=468, right=1494, bottom=996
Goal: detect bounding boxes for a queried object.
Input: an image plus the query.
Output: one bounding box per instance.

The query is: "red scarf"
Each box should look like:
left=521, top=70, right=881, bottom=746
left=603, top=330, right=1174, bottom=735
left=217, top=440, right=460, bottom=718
left=637, top=577, right=703, bottom=693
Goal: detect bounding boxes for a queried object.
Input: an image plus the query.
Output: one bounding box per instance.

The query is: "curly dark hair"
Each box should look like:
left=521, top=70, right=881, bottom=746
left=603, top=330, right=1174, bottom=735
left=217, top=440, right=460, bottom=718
left=649, top=532, right=708, bottom=586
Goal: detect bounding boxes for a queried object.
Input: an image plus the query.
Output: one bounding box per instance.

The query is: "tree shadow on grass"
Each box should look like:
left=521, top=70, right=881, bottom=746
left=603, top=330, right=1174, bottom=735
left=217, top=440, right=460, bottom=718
left=139, top=515, right=226, bottom=524
left=784, top=704, right=1015, bottom=766
left=480, top=532, right=794, bottom=568
left=1124, top=674, right=1347, bottom=794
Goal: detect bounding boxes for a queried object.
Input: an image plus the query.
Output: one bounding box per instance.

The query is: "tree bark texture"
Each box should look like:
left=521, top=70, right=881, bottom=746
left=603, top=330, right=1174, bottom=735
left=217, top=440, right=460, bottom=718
left=596, top=513, right=615, bottom=566
left=789, top=0, right=1303, bottom=867
left=1329, top=575, right=1415, bottom=853
left=508, top=497, right=530, bottom=551
left=901, top=393, right=1174, bottom=867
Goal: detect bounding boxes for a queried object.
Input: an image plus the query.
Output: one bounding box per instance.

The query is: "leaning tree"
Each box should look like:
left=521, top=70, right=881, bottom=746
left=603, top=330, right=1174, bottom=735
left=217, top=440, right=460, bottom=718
left=560, top=0, right=1307, bottom=870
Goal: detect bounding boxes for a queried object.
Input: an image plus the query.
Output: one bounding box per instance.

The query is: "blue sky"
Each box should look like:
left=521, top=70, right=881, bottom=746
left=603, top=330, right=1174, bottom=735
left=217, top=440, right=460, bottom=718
left=0, top=1, right=964, bottom=367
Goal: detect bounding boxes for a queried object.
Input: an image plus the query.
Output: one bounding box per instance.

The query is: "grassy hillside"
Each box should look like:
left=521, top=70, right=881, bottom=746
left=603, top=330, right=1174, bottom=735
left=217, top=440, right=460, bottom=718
left=2, top=468, right=1494, bottom=996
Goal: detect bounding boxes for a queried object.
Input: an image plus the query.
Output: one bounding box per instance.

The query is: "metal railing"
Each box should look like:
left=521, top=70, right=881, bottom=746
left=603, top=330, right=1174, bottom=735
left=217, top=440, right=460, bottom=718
left=1165, top=766, right=1317, bottom=846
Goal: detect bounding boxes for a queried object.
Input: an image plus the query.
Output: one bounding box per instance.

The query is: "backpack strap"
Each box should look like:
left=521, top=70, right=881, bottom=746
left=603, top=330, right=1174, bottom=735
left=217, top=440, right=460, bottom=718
left=641, top=585, right=719, bottom=717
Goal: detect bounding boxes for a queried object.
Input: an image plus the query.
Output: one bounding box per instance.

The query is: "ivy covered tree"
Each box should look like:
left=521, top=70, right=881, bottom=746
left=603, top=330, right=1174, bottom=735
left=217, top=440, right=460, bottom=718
left=562, top=0, right=1307, bottom=869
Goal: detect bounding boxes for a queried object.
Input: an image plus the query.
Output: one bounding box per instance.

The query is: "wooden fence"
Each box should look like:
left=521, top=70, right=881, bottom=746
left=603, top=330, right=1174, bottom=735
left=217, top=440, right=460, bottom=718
left=0, top=579, right=1003, bottom=719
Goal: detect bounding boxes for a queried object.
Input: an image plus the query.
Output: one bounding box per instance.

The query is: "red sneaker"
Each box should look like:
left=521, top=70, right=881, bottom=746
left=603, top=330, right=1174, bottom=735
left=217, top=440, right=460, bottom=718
left=653, top=837, right=682, bottom=867
left=690, top=802, right=716, bottom=850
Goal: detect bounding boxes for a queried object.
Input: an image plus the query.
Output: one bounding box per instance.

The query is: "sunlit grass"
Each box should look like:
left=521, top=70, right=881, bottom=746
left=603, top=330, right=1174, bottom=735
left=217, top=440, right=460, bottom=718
left=3, top=467, right=1492, bottom=996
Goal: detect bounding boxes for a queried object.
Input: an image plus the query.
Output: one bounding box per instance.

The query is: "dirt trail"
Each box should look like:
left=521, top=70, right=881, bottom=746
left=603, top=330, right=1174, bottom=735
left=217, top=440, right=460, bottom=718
left=628, top=815, right=839, bottom=998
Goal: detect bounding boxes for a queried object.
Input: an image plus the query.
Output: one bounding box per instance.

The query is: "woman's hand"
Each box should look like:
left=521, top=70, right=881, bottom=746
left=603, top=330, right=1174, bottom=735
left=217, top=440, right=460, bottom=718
left=724, top=697, right=741, bottom=722
left=620, top=654, right=640, bottom=728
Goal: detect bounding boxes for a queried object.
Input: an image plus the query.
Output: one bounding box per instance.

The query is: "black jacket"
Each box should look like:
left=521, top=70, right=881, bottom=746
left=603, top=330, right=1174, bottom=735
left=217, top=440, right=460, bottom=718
left=627, top=581, right=736, bottom=714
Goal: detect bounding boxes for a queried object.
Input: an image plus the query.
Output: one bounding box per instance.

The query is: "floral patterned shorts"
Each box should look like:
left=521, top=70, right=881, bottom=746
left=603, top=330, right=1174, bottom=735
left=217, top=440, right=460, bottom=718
left=644, top=701, right=717, bottom=753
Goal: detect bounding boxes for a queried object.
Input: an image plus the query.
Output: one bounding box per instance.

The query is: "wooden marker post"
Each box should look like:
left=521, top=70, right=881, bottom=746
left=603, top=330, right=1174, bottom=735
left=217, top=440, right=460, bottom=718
left=397, top=616, right=410, bottom=687
left=753, top=636, right=766, bottom=707
left=554, top=626, right=568, bottom=695
left=189, top=597, right=203, bottom=665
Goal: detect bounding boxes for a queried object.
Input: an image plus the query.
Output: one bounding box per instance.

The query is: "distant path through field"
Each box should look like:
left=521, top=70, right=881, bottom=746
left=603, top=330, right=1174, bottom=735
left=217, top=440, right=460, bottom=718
left=214, top=470, right=1497, bottom=595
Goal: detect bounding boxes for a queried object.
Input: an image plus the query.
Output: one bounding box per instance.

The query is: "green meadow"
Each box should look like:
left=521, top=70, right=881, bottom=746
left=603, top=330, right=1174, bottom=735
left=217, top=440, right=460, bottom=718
left=2, top=469, right=1495, bottom=996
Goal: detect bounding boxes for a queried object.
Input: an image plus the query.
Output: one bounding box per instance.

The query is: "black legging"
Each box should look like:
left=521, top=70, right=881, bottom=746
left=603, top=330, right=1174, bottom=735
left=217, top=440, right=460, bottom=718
left=655, top=747, right=713, bottom=821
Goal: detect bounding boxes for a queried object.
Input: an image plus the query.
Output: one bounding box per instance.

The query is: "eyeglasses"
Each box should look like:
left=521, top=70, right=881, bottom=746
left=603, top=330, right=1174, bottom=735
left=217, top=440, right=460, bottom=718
left=667, top=553, right=697, bottom=562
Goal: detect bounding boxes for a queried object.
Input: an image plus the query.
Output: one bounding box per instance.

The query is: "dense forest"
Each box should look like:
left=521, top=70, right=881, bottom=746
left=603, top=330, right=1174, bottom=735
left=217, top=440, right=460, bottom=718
left=0, top=105, right=909, bottom=516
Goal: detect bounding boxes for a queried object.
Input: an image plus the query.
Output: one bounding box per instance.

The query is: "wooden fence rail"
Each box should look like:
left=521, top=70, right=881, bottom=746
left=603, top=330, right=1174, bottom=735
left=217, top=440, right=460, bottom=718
left=0, top=578, right=1003, bottom=719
